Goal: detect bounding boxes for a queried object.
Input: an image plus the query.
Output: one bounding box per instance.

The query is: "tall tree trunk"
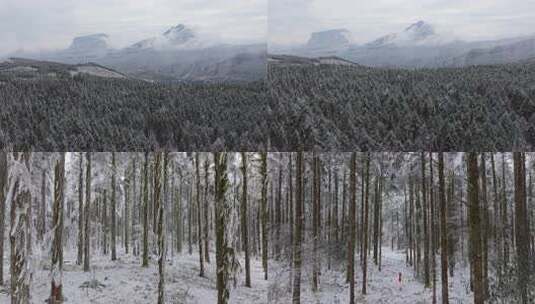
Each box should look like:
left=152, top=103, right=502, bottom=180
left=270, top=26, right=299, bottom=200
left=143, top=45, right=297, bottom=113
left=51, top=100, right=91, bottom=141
left=373, top=178, right=379, bottom=265
left=0, top=152, right=7, bottom=285
left=502, top=154, right=509, bottom=269
left=513, top=152, right=529, bottom=304
left=10, top=152, right=32, bottom=304
left=195, top=153, right=204, bottom=277
left=240, top=153, right=251, bottom=287
left=39, top=169, right=46, bottom=242
left=348, top=153, right=357, bottom=304
left=50, top=154, right=65, bottom=303
left=111, top=152, right=117, bottom=261
left=125, top=166, right=130, bottom=255
left=155, top=153, right=165, bottom=304
left=204, top=158, right=210, bottom=263
left=176, top=174, right=182, bottom=254
left=447, top=172, right=457, bottom=277
left=131, top=156, right=137, bottom=256
left=260, top=152, right=268, bottom=280
left=142, top=152, right=149, bottom=267
left=102, top=191, right=108, bottom=255
left=312, top=154, right=320, bottom=292
left=341, top=170, right=347, bottom=244
left=214, top=152, right=231, bottom=304
left=409, top=179, right=414, bottom=267
left=467, top=153, right=484, bottom=304
left=292, top=151, right=303, bottom=304
left=430, top=152, right=436, bottom=304
left=77, top=153, right=84, bottom=266
left=334, top=169, right=339, bottom=242
left=490, top=153, right=501, bottom=277
left=288, top=154, right=294, bottom=290
left=422, top=153, right=430, bottom=288
left=83, top=152, right=91, bottom=272
left=438, top=153, right=449, bottom=304
left=188, top=178, right=193, bottom=255
left=275, top=159, right=282, bottom=260
left=362, top=153, right=370, bottom=295
left=479, top=154, right=489, bottom=298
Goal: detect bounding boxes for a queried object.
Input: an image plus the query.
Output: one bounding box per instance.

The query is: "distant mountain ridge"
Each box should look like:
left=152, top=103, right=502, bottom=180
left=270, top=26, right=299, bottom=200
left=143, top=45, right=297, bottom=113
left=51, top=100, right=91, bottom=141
left=275, top=21, right=535, bottom=68
left=14, top=23, right=266, bottom=82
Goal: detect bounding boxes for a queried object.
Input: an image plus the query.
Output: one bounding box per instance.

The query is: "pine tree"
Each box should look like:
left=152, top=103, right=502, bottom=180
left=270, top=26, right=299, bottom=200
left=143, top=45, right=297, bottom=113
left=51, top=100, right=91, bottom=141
left=84, top=152, right=91, bottom=272
left=204, top=157, right=210, bottom=263
left=260, top=152, right=269, bottom=280
left=142, top=152, right=149, bottom=267
left=513, top=152, right=529, bottom=304
left=155, top=153, right=165, bottom=304
left=39, top=169, right=46, bottom=242
left=430, top=152, right=436, bottom=303
left=0, top=152, right=7, bottom=285
left=10, top=152, right=32, bottom=304
left=240, top=152, right=251, bottom=287
left=195, top=153, right=204, bottom=277
left=467, top=153, right=484, bottom=304
left=124, top=164, right=130, bottom=255
left=50, top=153, right=65, bottom=303
left=292, top=151, right=304, bottom=304
left=438, top=153, right=449, bottom=304
left=111, top=152, right=117, bottom=261
left=77, top=153, right=84, bottom=266
left=422, top=152, right=430, bottom=288
left=214, top=152, right=231, bottom=304
left=275, top=158, right=283, bottom=260
left=348, top=152, right=357, bottom=304
left=479, top=154, right=489, bottom=297
left=362, top=153, right=370, bottom=295
left=312, top=153, right=320, bottom=292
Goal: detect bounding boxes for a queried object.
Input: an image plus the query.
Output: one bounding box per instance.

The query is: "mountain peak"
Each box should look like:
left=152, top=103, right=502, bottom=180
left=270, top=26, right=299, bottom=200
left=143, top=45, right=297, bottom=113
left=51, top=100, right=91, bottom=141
left=67, top=33, right=110, bottom=60
left=69, top=34, right=109, bottom=51
left=163, top=24, right=196, bottom=44
left=404, top=21, right=435, bottom=40
left=307, top=29, right=351, bottom=49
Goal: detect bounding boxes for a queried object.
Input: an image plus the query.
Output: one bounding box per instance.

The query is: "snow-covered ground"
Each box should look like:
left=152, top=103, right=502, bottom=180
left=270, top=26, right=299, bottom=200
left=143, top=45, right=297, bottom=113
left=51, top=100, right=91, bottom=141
left=265, top=248, right=473, bottom=304
left=0, top=247, right=473, bottom=303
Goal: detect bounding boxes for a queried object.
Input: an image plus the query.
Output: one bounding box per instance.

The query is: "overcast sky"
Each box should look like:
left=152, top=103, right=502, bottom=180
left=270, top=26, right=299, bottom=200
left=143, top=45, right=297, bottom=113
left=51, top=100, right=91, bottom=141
left=269, top=0, right=535, bottom=45
left=0, top=0, right=266, bottom=56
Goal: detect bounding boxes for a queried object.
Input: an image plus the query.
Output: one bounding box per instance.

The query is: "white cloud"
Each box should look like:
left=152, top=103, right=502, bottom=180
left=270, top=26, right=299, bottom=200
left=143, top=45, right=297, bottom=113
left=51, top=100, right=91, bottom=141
left=0, top=0, right=266, bottom=56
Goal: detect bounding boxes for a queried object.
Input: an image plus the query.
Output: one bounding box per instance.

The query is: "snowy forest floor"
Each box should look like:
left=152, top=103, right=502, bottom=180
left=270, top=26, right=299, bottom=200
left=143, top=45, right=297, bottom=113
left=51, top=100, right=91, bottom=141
left=0, top=247, right=474, bottom=303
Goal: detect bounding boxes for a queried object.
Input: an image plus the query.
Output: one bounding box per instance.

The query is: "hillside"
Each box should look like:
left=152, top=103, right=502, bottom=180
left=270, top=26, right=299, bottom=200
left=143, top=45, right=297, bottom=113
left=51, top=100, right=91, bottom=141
left=0, top=58, right=127, bottom=80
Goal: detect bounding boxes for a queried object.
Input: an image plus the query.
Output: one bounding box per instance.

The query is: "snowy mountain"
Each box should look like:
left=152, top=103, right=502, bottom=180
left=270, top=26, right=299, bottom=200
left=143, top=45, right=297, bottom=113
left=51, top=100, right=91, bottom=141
left=367, top=21, right=441, bottom=47
left=163, top=24, right=196, bottom=45
left=278, top=20, right=535, bottom=68
left=127, top=24, right=203, bottom=50
left=68, top=33, right=110, bottom=52
left=306, top=29, right=351, bottom=50
left=14, top=23, right=266, bottom=82
left=61, top=33, right=111, bottom=62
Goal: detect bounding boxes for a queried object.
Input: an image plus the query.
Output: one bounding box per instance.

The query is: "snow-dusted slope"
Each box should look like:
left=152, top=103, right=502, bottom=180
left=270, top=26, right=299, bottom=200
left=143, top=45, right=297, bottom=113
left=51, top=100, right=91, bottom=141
left=126, top=24, right=205, bottom=50
left=367, top=21, right=443, bottom=47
